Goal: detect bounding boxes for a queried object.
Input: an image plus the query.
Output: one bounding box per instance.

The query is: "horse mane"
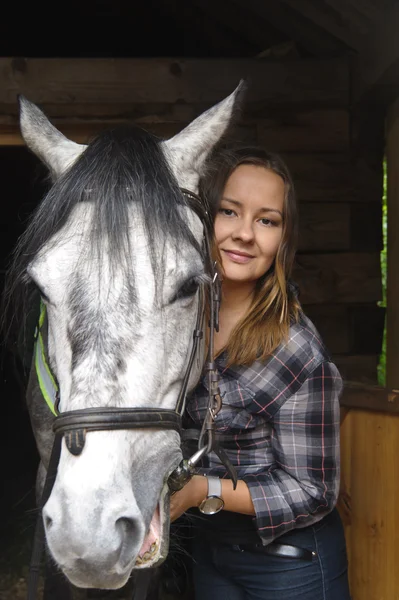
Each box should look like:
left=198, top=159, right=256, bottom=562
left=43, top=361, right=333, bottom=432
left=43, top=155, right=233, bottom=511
left=1, top=124, right=199, bottom=355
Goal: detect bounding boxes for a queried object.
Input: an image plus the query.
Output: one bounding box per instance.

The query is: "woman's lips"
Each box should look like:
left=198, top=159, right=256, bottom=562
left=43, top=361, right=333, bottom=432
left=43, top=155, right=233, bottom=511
left=222, top=249, right=254, bottom=264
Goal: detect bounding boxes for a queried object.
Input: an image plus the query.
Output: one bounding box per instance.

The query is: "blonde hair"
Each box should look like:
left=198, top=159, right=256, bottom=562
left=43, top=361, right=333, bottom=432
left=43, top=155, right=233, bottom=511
left=200, top=144, right=301, bottom=366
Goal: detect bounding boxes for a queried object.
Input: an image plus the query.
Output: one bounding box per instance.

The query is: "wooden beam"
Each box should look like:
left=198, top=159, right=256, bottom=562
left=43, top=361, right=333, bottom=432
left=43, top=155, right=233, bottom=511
left=0, top=107, right=351, bottom=152
left=298, top=202, right=351, bottom=252
left=191, top=0, right=281, bottom=51
left=352, top=2, right=399, bottom=105
left=277, top=0, right=365, bottom=50
left=341, top=382, right=399, bottom=414
left=323, top=0, right=370, bottom=35
left=0, top=120, right=377, bottom=207
left=283, top=153, right=381, bottom=203
left=0, top=120, right=248, bottom=147
left=256, top=108, right=350, bottom=152
left=161, top=0, right=256, bottom=57
left=361, top=2, right=399, bottom=87
left=294, top=252, right=382, bottom=305
left=231, top=0, right=348, bottom=56
left=0, top=57, right=349, bottom=115
left=332, top=0, right=380, bottom=24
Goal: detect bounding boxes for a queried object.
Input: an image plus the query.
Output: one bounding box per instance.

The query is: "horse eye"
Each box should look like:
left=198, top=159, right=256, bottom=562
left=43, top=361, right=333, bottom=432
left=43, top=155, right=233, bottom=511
left=33, top=282, right=50, bottom=304
left=173, top=278, right=200, bottom=302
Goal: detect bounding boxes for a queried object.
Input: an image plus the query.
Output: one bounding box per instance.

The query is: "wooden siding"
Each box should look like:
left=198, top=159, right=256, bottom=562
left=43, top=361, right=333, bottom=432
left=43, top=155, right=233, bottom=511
left=339, top=408, right=399, bottom=600
left=0, top=57, right=384, bottom=386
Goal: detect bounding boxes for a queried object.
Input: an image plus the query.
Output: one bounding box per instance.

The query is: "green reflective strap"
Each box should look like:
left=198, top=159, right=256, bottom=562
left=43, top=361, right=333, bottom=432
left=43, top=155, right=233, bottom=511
left=34, top=302, right=58, bottom=416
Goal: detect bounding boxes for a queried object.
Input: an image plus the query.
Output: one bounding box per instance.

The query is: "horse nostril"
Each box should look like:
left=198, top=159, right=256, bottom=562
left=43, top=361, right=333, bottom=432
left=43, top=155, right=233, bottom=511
left=116, top=516, right=137, bottom=538
left=115, top=516, right=142, bottom=565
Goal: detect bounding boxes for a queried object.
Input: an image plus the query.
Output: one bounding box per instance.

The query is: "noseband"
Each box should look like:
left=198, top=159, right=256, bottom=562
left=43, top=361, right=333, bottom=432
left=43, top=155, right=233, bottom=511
left=27, top=189, right=237, bottom=600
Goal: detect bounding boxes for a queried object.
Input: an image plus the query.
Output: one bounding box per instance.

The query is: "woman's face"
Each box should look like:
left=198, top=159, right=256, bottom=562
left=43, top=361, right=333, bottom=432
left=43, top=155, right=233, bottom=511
left=214, top=164, right=285, bottom=287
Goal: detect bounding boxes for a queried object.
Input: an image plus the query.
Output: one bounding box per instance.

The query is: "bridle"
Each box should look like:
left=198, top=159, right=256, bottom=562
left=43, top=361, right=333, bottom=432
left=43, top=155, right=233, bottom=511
left=27, top=189, right=237, bottom=600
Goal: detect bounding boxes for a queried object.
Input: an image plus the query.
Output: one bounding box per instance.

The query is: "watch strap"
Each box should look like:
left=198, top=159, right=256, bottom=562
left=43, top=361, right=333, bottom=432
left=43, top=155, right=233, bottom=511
left=207, top=476, right=222, bottom=498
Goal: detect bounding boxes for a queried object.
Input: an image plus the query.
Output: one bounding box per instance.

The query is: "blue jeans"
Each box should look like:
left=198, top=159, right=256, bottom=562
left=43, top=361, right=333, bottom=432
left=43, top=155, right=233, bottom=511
left=192, top=508, right=351, bottom=600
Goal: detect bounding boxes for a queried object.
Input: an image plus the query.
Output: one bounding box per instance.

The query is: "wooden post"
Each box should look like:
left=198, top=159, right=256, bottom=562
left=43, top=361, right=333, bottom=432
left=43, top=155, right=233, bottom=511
left=386, top=97, right=399, bottom=388
left=339, top=409, right=399, bottom=600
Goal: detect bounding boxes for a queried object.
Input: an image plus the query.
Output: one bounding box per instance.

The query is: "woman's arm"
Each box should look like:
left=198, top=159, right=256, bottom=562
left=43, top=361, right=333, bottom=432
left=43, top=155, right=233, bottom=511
left=170, top=476, right=255, bottom=522
left=242, top=360, right=342, bottom=542
left=171, top=361, right=342, bottom=541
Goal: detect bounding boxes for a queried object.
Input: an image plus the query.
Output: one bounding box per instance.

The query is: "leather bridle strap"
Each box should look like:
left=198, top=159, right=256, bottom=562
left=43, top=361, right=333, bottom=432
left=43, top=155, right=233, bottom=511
left=53, top=408, right=182, bottom=456
left=54, top=408, right=182, bottom=432
left=174, top=285, right=204, bottom=416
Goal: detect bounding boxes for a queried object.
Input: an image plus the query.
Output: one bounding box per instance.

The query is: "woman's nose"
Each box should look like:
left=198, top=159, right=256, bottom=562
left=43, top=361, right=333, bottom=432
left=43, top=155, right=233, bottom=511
left=232, top=219, right=254, bottom=242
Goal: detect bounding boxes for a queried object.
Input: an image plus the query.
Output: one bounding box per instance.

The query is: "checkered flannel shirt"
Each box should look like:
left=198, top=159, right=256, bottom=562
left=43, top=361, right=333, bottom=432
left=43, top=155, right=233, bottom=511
left=186, top=312, right=342, bottom=545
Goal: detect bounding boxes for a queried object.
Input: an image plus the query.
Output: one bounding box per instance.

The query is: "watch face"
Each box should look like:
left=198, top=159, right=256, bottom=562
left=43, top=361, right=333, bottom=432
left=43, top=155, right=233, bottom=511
left=199, top=496, right=224, bottom=515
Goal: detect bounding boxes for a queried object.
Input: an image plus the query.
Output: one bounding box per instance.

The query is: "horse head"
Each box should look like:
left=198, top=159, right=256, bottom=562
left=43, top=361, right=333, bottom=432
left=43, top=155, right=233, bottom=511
left=16, top=83, right=243, bottom=589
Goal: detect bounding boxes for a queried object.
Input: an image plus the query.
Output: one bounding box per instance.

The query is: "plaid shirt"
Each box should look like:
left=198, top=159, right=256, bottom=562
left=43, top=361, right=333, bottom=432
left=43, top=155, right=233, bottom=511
left=186, top=312, right=342, bottom=545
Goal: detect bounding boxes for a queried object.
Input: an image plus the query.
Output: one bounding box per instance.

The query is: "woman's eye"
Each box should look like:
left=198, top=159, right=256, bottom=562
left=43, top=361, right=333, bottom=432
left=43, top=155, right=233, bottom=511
left=219, top=208, right=235, bottom=217
left=259, top=218, right=277, bottom=227
left=173, top=278, right=200, bottom=302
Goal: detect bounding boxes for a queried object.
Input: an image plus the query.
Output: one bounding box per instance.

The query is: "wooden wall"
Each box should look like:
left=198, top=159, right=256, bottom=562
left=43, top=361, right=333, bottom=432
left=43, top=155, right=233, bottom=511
left=339, top=408, right=399, bottom=600
left=0, top=56, right=385, bottom=385
left=0, top=56, right=390, bottom=600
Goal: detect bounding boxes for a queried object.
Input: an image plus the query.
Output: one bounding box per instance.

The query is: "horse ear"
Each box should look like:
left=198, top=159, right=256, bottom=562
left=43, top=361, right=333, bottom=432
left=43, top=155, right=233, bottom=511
left=162, top=80, right=247, bottom=190
left=18, top=95, right=87, bottom=180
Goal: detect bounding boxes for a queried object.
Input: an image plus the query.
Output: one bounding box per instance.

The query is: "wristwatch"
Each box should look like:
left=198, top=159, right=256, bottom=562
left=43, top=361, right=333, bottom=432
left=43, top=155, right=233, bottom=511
left=198, top=476, right=224, bottom=515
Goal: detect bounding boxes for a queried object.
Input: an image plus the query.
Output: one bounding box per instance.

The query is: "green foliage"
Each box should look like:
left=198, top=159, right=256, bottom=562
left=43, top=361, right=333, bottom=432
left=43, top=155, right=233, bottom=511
left=377, top=157, right=387, bottom=386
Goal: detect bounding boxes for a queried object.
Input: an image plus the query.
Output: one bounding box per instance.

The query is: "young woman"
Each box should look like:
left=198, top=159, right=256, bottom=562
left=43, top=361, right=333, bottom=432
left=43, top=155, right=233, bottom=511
left=169, top=145, right=351, bottom=600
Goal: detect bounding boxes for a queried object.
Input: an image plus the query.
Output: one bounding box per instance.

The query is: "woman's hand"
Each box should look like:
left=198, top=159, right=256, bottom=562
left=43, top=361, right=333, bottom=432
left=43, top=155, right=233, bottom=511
left=169, top=475, right=207, bottom=522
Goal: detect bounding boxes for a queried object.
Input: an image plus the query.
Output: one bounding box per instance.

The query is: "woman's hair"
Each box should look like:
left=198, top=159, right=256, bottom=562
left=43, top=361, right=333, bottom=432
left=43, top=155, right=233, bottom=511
left=199, top=143, right=301, bottom=366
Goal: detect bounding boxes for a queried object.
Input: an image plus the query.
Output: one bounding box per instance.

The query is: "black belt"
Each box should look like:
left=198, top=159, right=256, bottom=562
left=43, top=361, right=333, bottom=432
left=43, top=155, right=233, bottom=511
left=234, top=542, right=315, bottom=562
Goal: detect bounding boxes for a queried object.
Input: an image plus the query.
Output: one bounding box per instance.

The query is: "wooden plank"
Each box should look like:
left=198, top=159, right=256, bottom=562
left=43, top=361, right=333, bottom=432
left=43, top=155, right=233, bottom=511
left=298, top=202, right=350, bottom=252
left=278, top=0, right=364, bottom=50
left=337, top=406, right=352, bottom=572
left=257, top=108, right=350, bottom=152
left=164, top=0, right=256, bottom=58
left=0, top=119, right=259, bottom=146
left=342, top=410, right=399, bottom=599
left=341, top=382, right=399, bottom=413
left=323, top=0, right=370, bottom=33
left=191, top=0, right=279, bottom=51
left=354, top=2, right=399, bottom=103
left=0, top=57, right=349, bottom=114
left=232, top=0, right=349, bottom=55
left=283, top=153, right=381, bottom=203
left=294, top=252, right=382, bottom=304
left=333, top=0, right=380, bottom=24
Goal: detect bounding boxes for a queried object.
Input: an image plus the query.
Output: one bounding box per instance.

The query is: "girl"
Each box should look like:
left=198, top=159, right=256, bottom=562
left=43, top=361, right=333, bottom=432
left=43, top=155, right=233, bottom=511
left=169, top=145, right=351, bottom=600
